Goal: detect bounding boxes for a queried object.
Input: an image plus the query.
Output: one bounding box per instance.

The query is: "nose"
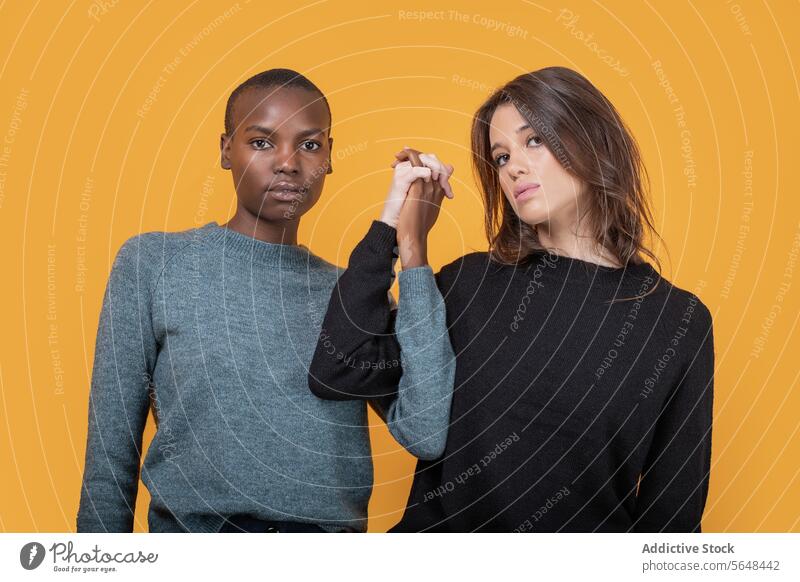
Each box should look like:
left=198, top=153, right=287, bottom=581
left=272, top=144, right=299, bottom=175
left=506, top=152, right=528, bottom=180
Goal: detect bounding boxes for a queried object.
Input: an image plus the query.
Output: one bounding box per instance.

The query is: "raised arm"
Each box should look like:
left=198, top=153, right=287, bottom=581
left=369, top=149, right=456, bottom=459
left=369, top=262, right=455, bottom=460
left=76, top=236, right=157, bottom=532
left=308, top=220, right=404, bottom=401
left=309, top=149, right=456, bottom=459
left=308, top=148, right=452, bottom=401
left=633, top=303, right=715, bottom=532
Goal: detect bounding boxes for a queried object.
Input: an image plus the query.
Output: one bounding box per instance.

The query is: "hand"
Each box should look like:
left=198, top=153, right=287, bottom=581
left=379, top=156, right=433, bottom=229
left=395, top=149, right=453, bottom=269
left=391, top=151, right=454, bottom=199
left=379, top=149, right=454, bottom=228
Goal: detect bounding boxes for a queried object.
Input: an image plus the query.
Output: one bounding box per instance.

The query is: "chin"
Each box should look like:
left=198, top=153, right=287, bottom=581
left=259, top=208, right=304, bottom=223
left=513, top=206, right=548, bottom=227
left=242, top=203, right=292, bottom=223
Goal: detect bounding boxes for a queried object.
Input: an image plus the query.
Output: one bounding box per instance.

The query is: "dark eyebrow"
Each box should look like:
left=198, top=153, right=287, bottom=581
left=243, top=125, right=274, bottom=135
left=243, top=125, right=325, bottom=139
left=491, top=124, right=533, bottom=152
left=296, top=128, right=326, bottom=139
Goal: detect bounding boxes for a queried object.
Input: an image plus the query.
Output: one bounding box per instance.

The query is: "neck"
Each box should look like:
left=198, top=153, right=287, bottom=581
left=535, top=215, right=621, bottom=268
left=222, top=207, right=299, bottom=245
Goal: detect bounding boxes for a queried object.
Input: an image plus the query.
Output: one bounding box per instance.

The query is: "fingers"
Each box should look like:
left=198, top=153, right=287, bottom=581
left=418, top=153, right=454, bottom=198
left=392, top=149, right=412, bottom=168
left=439, top=173, right=454, bottom=199
left=393, top=149, right=454, bottom=197
left=405, top=149, right=424, bottom=170
left=418, top=153, right=442, bottom=181
left=423, top=172, right=435, bottom=198
left=409, top=166, right=432, bottom=182
left=427, top=157, right=454, bottom=199
left=395, top=147, right=422, bottom=162
left=444, top=164, right=454, bottom=197
left=395, top=149, right=450, bottom=168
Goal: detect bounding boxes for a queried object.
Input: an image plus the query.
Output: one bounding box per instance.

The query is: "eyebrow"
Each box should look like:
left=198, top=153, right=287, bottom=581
left=243, top=125, right=326, bottom=139
left=243, top=124, right=274, bottom=135
left=490, top=124, right=532, bottom=152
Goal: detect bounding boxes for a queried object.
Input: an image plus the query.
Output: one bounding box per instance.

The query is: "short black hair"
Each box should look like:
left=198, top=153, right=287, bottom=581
left=224, top=68, right=331, bottom=136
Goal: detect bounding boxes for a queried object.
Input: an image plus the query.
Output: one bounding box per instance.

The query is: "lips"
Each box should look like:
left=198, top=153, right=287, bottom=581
left=268, top=181, right=304, bottom=193
left=267, top=182, right=306, bottom=202
left=514, top=182, right=540, bottom=201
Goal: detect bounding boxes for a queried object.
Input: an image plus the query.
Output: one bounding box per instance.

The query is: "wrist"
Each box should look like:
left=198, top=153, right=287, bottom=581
left=402, top=255, right=429, bottom=270
left=365, top=220, right=398, bottom=254
left=398, top=235, right=428, bottom=269
left=379, top=213, right=398, bottom=229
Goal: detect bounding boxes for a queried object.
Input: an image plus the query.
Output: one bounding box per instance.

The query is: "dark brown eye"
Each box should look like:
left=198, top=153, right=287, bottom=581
left=251, top=139, right=271, bottom=150
left=300, top=141, right=321, bottom=151
left=528, top=135, right=543, bottom=147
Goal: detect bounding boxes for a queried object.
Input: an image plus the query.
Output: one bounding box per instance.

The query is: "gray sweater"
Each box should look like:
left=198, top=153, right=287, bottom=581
left=76, top=221, right=454, bottom=532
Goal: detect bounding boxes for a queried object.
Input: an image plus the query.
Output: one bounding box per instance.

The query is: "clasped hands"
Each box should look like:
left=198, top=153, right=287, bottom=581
left=379, top=148, right=455, bottom=269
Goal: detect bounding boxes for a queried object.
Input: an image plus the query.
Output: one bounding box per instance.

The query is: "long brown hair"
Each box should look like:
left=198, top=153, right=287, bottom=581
left=471, top=67, right=664, bottom=291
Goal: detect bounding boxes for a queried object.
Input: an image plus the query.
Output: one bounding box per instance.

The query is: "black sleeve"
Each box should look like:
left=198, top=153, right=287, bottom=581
left=308, top=220, right=404, bottom=401
left=633, top=304, right=715, bottom=532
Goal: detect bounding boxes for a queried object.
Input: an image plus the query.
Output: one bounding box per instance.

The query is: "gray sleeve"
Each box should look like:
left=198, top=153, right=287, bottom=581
left=76, top=236, right=158, bottom=532
left=371, top=266, right=455, bottom=460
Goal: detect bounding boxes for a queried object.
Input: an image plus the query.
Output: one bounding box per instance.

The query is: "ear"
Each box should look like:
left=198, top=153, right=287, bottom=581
left=220, top=133, right=232, bottom=170
left=326, top=136, right=334, bottom=174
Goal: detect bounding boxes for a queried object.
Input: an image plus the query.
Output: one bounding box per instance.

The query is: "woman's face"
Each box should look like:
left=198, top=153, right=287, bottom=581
left=220, top=86, right=332, bottom=224
left=488, top=103, right=587, bottom=230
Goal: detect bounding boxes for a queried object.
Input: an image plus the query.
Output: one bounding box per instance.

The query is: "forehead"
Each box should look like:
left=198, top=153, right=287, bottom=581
left=232, top=86, right=329, bottom=134
left=488, top=103, right=527, bottom=141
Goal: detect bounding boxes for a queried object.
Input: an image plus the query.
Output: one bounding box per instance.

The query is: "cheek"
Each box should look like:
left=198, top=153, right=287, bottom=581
left=498, top=173, right=514, bottom=200
left=498, top=175, right=520, bottom=214
left=550, top=171, right=583, bottom=206
left=304, top=157, right=332, bottom=188
left=538, top=156, right=579, bottom=202
left=232, top=152, right=264, bottom=180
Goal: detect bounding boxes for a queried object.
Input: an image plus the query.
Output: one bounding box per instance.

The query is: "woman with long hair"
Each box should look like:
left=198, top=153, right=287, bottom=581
left=309, top=66, right=714, bottom=532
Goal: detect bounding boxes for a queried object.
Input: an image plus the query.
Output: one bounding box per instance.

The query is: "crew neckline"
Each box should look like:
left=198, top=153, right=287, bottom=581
left=491, top=249, right=660, bottom=297
left=200, top=221, right=317, bottom=269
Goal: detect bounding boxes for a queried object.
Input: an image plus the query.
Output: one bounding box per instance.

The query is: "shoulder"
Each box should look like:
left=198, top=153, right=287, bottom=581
left=305, top=250, right=343, bottom=288
left=653, top=275, right=712, bottom=320
left=306, top=250, right=342, bottom=275
left=649, top=274, right=714, bottom=346
left=437, top=252, right=492, bottom=284
left=112, top=225, right=207, bottom=281
left=436, top=251, right=525, bottom=294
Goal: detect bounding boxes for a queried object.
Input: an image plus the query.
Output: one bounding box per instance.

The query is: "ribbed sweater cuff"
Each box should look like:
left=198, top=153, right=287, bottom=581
left=364, top=220, right=398, bottom=255
left=398, top=265, right=436, bottom=298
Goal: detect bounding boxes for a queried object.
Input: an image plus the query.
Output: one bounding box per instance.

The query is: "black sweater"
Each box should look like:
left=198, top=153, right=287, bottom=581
left=309, top=221, right=715, bottom=532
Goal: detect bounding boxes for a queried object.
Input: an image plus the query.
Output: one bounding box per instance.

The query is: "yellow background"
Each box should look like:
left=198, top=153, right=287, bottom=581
left=1, top=0, right=798, bottom=532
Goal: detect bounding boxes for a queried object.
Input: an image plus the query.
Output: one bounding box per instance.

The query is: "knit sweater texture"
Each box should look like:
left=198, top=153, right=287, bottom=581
left=77, top=221, right=454, bottom=532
